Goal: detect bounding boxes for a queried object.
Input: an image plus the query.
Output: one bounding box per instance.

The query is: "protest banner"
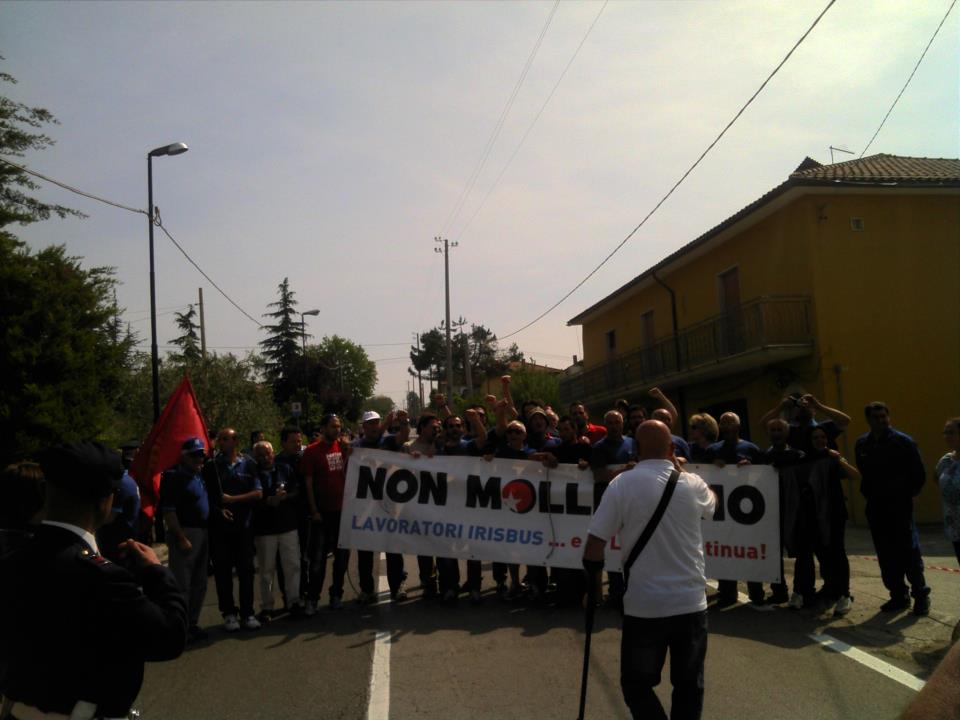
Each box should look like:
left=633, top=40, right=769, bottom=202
left=340, top=448, right=781, bottom=582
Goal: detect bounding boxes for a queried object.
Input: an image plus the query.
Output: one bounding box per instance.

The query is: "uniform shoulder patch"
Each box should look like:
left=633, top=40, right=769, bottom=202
left=78, top=547, right=111, bottom=566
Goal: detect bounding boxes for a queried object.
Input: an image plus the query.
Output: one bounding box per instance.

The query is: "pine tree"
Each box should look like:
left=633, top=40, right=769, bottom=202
left=169, top=305, right=201, bottom=364
left=259, top=277, right=302, bottom=382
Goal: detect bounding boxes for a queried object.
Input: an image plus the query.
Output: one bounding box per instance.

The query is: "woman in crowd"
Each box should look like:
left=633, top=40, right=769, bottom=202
left=936, top=417, right=960, bottom=564
left=687, top=413, right=719, bottom=463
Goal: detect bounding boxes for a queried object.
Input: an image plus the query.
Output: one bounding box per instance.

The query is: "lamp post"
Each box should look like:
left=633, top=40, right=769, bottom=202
left=300, top=309, right=320, bottom=428
left=147, top=142, right=189, bottom=421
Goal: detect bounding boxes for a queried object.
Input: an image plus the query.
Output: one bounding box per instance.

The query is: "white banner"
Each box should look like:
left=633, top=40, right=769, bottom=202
left=340, top=448, right=781, bottom=583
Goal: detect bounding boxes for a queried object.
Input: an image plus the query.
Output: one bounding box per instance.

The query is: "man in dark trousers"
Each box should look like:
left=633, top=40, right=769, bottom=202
left=0, top=442, right=187, bottom=719
left=855, top=401, right=930, bottom=615
left=584, top=421, right=716, bottom=720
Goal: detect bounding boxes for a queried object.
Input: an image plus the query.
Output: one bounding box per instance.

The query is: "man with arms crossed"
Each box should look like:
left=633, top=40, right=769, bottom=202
left=583, top=420, right=716, bottom=720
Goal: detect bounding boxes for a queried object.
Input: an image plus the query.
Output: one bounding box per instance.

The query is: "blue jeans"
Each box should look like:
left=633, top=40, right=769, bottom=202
left=621, top=610, right=707, bottom=720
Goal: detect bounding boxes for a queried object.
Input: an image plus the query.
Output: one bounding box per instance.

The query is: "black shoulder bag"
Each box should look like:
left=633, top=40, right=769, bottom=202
left=622, top=468, right=680, bottom=594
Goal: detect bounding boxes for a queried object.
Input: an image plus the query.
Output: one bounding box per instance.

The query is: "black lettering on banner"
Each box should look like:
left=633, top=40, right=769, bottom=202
left=466, top=475, right=502, bottom=509
left=387, top=468, right=418, bottom=503
left=565, top=482, right=591, bottom=515
left=538, top=481, right=564, bottom=514
left=419, top=470, right=447, bottom=506
left=357, top=465, right=387, bottom=499
left=728, top=485, right=764, bottom=525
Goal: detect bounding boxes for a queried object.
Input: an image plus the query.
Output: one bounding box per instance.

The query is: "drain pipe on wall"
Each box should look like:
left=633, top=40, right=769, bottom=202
left=652, top=269, right=688, bottom=425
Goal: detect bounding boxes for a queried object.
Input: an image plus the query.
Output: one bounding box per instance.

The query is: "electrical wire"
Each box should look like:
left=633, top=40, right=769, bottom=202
left=0, top=156, right=145, bottom=215
left=440, top=1, right=560, bottom=236
left=453, top=0, right=608, bottom=244
left=500, top=0, right=837, bottom=340
left=0, top=156, right=266, bottom=331
left=153, top=214, right=263, bottom=328
left=860, top=0, right=957, bottom=158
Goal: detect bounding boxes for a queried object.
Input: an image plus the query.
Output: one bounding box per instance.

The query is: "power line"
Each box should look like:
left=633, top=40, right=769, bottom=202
left=153, top=216, right=263, bottom=328
left=0, top=157, right=146, bottom=215
left=454, top=0, right=608, bottom=243
left=500, top=0, right=837, bottom=340
left=440, top=1, right=560, bottom=236
left=0, top=156, right=265, bottom=331
left=860, top=0, right=957, bottom=158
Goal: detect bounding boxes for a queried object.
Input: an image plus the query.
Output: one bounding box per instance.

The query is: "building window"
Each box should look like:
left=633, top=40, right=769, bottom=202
left=605, top=329, right=617, bottom=353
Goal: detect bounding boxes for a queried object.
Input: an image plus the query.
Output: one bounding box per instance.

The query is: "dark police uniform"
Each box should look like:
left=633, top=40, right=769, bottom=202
left=0, top=443, right=187, bottom=719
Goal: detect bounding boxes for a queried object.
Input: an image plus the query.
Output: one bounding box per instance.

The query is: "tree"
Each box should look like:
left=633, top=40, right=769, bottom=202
left=259, top=277, right=303, bottom=385
left=0, top=67, right=134, bottom=461
left=406, top=390, right=422, bottom=418
left=0, top=237, right=134, bottom=461
left=0, top=65, right=85, bottom=231
left=106, top=351, right=284, bottom=449
left=307, top=335, right=377, bottom=422
left=410, top=321, right=524, bottom=394
left=363, top=395, right=396, bottom=418
left=169, top=304, right=201, bottom=364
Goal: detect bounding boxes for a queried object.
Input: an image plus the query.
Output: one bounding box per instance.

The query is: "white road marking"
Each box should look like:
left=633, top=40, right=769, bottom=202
left=705, top=581, right=926, bottom=691
left=809, top=633, right=926, bottom=692
left=367, top=554, right=392, bottom=720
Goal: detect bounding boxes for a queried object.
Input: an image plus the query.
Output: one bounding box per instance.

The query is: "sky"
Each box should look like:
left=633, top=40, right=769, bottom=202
left=2, top=0, right=957, bottom=408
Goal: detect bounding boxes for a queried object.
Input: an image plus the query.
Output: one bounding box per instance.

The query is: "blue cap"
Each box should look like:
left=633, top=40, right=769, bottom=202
left=181, top=437, right=206, bottom=453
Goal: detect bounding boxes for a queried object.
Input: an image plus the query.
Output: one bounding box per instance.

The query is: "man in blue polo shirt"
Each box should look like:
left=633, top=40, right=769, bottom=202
left=160, top=437, right=211, bottom=642
left=855, top=401, right=930, bottom=615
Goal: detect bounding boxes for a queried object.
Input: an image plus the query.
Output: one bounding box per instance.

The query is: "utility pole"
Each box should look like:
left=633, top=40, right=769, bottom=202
left=434, top=236, right=458, bottom=397
left=413, top=332, right=424, bottom=410
left=452, top=316, right=471, bottom=396
left=197, top=287, right=207, bottom=360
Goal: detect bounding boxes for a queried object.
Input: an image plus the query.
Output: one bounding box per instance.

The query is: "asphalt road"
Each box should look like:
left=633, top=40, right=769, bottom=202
left=139, top=526, right=958, bottom=720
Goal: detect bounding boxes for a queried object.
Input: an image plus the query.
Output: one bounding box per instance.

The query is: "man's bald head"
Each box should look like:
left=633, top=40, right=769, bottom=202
left=635, top=420, right=675, bottom=461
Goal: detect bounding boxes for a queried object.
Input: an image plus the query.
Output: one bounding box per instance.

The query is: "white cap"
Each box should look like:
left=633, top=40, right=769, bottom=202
left=361, top=411, right=381, bottom=423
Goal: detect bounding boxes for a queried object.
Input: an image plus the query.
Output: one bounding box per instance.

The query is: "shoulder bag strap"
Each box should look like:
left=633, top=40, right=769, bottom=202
left=622, top=468, right=680, bottom=591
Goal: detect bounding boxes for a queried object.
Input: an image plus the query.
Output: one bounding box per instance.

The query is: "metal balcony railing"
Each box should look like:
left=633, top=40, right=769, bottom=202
left=560, top=296, right=812, bottom=404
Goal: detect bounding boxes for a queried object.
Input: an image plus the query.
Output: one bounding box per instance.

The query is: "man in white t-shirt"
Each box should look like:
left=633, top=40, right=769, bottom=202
left=584, top=420, right=716, bottom=720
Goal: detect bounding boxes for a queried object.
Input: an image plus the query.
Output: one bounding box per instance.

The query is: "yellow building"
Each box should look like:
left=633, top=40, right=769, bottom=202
left=563, top=154, right=960, bottom=524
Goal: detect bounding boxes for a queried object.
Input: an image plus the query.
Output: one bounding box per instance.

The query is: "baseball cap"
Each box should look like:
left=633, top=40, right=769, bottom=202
left=361, top=411, right=381, bottom=423
left=181, top=437, right=206, bottom=454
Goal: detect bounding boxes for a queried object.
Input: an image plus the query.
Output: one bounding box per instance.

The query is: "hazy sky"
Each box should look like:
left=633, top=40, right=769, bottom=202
left=2, top=1, right=957, bottom=407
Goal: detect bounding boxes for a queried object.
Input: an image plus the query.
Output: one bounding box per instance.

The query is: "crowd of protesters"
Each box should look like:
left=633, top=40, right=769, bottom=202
left=1, top=376, right=957, bottom=645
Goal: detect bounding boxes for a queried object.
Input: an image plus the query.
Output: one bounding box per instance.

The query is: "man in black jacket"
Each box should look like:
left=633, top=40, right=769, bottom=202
left=0, top=442, right=187, bottom=719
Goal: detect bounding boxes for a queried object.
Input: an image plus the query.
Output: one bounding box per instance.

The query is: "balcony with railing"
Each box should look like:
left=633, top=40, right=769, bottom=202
left=560, top=296, right=813, bottom=406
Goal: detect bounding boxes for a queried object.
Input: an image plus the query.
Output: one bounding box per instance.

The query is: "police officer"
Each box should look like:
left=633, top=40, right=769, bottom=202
left=0, top=442, right=187, bottom=719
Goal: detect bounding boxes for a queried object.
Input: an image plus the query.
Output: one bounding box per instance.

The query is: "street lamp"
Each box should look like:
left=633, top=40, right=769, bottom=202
left=300, top=309, right=320, bottom=427
left=147, top=142, right=189, bottom=421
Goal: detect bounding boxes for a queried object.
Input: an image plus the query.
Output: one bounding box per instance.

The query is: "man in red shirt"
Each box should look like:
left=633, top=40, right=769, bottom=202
left=569, top=402, right=607, bottom=444
left=300, top=413, right=352, bottom=613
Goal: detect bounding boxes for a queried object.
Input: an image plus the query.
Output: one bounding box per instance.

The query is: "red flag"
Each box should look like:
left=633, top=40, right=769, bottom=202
left=129, top=374, right=209, bottom=518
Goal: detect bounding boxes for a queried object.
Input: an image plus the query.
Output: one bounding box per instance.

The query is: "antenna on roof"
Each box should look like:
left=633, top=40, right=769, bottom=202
left=829, top=145, right=855, bottom=164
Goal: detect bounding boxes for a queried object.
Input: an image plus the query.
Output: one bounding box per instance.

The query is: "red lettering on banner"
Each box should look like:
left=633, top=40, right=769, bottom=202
left=571, top=536, right=581, bottom=548
left=704, top=541, right=764, bottom=559
left=610, top=535, right=621, bottom=550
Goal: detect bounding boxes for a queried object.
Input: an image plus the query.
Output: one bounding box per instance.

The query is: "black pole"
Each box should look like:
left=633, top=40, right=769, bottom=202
left=301, top=315, right=308, bottom=429
left=147, top=154, right=160, bottom=422
left=576, top=574, right=598, bottom=720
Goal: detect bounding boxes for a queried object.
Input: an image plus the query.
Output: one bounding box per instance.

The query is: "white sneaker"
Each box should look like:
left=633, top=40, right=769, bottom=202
left=223, top=613, right=240, bottom=632
left=242, top=615, right=261, bottom=630
left=834, top=595, right=853, bottom=617
left=304, top=600, right=317, bottom=616
left=788, top=592, right=804, bottom=610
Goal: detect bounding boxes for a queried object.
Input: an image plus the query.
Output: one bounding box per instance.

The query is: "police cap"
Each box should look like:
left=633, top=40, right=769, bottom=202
left=39, top=441, right=124, bottom=500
